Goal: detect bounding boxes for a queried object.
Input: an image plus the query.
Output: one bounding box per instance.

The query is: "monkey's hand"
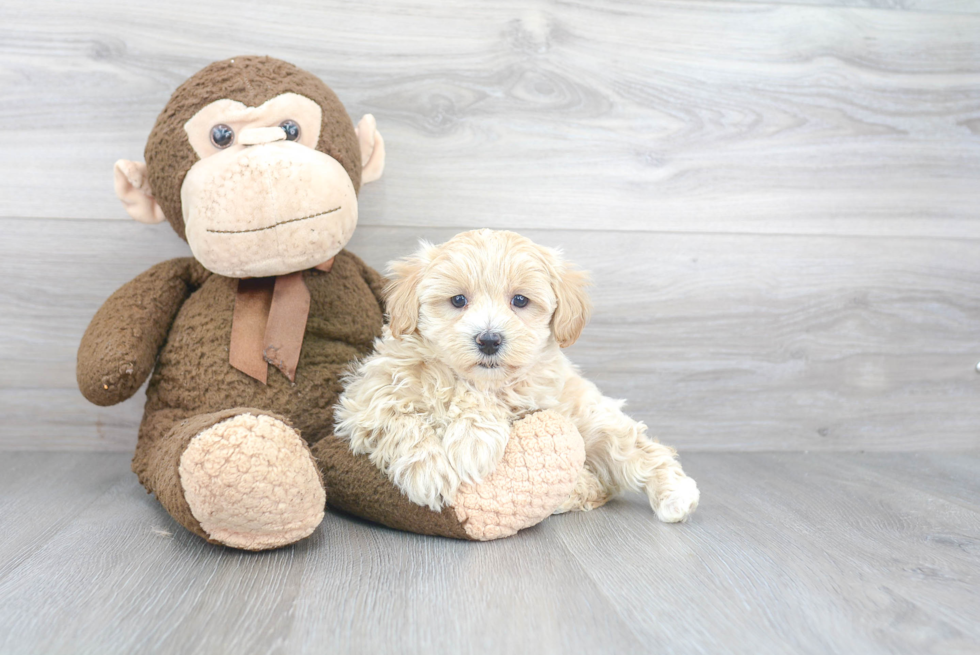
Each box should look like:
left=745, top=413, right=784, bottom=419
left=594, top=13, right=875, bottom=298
left=77, top=257, right=209, bottom=406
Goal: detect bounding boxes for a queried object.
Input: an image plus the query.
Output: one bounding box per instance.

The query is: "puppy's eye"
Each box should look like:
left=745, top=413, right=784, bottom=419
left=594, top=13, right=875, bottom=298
left=511, top=294, right=529, bottom=308
left=279, top=120, right=300, bottom=141
left=450, top=295, right=468, bottom=308
left=210, top=124, right=234, bottom=149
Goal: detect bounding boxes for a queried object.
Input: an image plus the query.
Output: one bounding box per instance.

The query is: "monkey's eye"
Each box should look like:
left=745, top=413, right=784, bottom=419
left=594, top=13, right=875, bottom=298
left=210, top=124, right=234, bottom=149
left=279, top=120, right=301, bottom=141
left=511, top=295, right=529, bottom=308
left=450, top=295, right=468, bottom=309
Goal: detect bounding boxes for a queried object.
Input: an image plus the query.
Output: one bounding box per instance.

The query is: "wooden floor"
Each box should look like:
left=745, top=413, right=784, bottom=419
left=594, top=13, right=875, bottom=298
left=1, top=451, right=977, bottom=655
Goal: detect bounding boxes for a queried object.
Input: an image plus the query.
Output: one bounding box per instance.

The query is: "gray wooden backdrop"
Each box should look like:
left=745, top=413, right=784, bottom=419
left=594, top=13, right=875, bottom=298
left=2, top=0, right=978, bottom=452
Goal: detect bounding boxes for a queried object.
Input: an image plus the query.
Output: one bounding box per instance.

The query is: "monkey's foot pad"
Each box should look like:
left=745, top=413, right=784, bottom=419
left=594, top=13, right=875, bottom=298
left=179, top=413, right=325, bottom=550
left=452, top=410, right=586, bottom=541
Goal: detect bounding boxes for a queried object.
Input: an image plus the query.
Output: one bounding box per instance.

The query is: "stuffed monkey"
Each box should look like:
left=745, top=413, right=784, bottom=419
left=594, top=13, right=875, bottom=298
left=78, top=57, right=583, bottom=550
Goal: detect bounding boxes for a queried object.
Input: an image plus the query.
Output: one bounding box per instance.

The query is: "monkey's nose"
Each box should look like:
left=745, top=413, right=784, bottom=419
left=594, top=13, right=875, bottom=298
left=238, top=126, right=287, bottom=146
left=475, top=331, right=503, bottom=355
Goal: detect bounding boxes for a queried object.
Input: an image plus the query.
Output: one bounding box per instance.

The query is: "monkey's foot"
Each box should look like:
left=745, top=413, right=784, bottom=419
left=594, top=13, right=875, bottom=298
left=178, top=413, right=325, bottom=550
left=451, top=410, right=586, bottom=541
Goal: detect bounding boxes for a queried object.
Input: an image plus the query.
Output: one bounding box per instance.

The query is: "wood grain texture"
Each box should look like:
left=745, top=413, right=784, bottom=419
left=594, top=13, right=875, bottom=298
left=0, top=453, right=130, bottom=580
left=0, top=452, right=977, bottom=654
left=2, top=219, right=978, bottom=451
left=1, top=0, right=979, bottom=452
left=726, top=0, right=980, bottom=13
left=0, top=0, right=979, bottom=237
left=558, top=451, right=980, bottom=655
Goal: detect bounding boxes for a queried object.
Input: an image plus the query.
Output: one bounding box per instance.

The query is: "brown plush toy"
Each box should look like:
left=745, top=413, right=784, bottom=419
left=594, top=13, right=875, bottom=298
left=78, top=56, right=583, bottom=550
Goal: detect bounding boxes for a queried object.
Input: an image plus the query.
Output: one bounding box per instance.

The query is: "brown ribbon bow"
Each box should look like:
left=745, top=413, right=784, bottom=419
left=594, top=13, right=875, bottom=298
left=229, top=259, right=333, bottom=383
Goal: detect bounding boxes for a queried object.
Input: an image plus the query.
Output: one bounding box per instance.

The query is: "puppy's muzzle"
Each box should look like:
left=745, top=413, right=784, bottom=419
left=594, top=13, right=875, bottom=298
left=475, top=331, right=503, bottom=356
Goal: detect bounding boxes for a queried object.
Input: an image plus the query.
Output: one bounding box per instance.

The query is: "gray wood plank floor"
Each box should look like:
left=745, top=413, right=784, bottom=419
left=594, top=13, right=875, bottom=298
left=0, top=452, right=977, bottom=655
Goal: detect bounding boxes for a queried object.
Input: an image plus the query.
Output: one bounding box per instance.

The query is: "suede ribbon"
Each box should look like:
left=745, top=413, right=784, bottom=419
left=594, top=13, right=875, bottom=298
left=229, top=259, right=333, bottom=383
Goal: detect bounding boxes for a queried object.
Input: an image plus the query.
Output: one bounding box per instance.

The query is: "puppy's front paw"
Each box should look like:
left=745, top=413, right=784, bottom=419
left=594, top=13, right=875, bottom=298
left=554, top=467, right=611, bottom=514
left=442, top=419, right=510, bottom=486
left=388, top=446, right=460, bottom=511
left=653, top=476, right=700, bottom=523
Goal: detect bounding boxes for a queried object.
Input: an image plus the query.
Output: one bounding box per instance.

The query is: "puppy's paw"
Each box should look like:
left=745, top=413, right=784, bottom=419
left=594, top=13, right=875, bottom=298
left=554, top=468, right=611, bottom=514
left=653, top=476, right=700, bottom=523
left=388, top=446, right=460, bottom=511
left=442, top=419, right=510, bottom=486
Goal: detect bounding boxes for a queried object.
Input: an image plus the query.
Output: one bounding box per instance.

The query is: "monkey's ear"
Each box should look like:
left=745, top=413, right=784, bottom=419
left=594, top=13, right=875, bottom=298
left=113, top=160, right=166, bottom=224
left=384, top=241, right=435, bottom=338
left=355, top=114, right=385, bottom=184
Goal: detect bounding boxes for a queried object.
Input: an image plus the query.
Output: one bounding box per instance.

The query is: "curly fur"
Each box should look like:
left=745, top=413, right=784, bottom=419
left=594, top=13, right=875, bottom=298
left=335, top=229, right=699, bottom=521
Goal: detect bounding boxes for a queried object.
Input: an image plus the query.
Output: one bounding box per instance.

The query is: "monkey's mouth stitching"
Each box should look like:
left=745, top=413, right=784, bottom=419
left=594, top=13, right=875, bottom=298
left=206, top=206, right=342, bottom=234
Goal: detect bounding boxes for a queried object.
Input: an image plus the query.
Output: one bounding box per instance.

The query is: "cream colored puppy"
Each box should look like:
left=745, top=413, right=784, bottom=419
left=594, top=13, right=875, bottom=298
left=334, top=229, right=699, bottom=522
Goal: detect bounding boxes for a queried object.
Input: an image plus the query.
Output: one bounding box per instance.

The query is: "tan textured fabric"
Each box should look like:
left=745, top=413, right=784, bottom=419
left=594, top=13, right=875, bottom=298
left=180, top=141, right=358, bottom=278
left=315, top=410, right=585, bottom=541
left=113, top=159, right=167, bottom=224
left=355, top=114, right=385, bottom=184
left=237, top=126, right=288, bottom=146
left=179, top=413, right=325, bottom=550
left=453, top=411, right=586, bottom=541
left=134, top=407, right=264, bottom=544
left=145, top=56, right=363, bottom=241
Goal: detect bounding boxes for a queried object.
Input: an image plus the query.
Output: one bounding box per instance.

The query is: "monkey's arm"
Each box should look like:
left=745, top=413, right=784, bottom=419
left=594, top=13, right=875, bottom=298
left=77, top=257, right=211, bottom=406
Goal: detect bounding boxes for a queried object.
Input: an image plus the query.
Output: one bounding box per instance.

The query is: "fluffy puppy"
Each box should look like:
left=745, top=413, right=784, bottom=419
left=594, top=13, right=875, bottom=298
left=334, top=229, right=699, bottom=522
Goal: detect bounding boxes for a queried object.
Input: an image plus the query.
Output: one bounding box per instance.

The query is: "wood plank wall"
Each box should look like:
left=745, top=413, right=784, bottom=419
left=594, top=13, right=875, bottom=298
left=1, top=0, right=978, bottom=451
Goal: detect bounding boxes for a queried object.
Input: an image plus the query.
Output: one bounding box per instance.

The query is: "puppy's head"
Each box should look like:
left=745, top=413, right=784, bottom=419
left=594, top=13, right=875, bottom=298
left=385, top=229, right=592, bottom=384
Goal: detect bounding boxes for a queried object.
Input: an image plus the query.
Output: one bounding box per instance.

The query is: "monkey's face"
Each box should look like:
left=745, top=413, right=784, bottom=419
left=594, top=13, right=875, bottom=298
left=116, top=57, right=384, bottom=276
left=179, top=93, right=357, bottom=278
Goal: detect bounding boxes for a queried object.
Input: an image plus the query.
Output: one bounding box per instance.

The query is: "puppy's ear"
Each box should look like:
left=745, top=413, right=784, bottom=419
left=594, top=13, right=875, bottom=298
left=384, top=241, right=435, bottom=338
left=546, top=248, right=593, bottom=348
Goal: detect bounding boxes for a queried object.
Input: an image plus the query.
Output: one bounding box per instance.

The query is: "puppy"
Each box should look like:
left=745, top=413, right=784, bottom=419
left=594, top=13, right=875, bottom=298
left=334, top=229, right=699, bottom=523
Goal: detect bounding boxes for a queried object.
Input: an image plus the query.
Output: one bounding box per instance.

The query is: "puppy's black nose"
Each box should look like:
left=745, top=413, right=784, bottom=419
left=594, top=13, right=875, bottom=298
left=475, top=331, right=503, bottom=355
